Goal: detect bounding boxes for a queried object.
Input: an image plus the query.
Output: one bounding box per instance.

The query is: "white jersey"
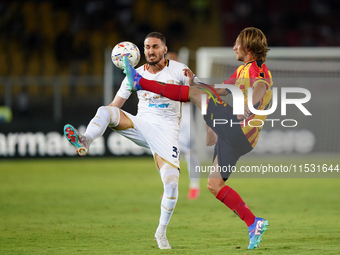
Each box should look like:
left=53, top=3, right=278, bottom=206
left=117, top=59, right=190, bottom=135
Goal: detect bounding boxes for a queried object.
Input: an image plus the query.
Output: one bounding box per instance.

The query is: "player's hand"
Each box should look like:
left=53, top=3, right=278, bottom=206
left=206, top=125, right=217, bottom=146
left=237, top=104, right=252, bottom=120
left=183, top=68, right=195, bottom=86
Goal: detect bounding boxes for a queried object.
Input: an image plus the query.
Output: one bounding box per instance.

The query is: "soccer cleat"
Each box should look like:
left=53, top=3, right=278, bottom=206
left=64, top=124, right=89, bottom=156
left=188, top=188, right=200, bottom=200
left=247, top=217, right=269, bottom=249
left=154, top=233, right=171, bottom=249
left=123, top=55, right=142, bottom=92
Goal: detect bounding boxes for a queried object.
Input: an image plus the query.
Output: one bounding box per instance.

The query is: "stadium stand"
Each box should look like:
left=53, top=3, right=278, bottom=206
left=0, top=0, right=340, bottom=120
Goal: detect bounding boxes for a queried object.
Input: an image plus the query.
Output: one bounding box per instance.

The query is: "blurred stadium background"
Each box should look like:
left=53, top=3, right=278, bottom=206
left=0, top=0, right=340, bottom=158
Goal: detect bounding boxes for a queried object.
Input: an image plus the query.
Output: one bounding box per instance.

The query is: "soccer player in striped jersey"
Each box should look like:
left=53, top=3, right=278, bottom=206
left=123, top=27, right=271, bottom=250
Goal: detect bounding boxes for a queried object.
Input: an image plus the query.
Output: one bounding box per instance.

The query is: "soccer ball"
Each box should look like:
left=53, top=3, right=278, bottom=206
left=111, top=41, right=140, bottom=70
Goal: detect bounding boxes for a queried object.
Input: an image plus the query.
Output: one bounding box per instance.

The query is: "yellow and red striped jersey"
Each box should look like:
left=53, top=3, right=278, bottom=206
left=223, top=60, right=273, bottom=148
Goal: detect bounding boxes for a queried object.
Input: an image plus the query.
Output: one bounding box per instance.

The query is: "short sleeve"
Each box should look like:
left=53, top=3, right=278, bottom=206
left=116, top=77, right=132, bottom=99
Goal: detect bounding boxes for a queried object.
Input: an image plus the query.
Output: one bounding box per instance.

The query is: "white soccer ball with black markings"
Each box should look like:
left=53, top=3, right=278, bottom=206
left=111, top=41, right=140, bottom=70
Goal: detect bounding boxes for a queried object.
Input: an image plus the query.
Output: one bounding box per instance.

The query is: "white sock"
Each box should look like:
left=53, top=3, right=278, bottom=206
left=84, top=106, right=120, bottom=146
left=156, top=224, right=167, bottom=235
left=156, top=164, right=179, bottom=235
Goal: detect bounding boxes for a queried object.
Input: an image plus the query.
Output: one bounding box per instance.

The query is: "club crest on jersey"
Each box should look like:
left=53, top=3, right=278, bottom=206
left=141, top=93, right=162, bottom=101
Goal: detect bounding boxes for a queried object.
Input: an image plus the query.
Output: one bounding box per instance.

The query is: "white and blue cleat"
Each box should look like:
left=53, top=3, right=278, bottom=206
left=123, top=55, right=142, bottom=92
left=247, top=217, right=269, bottom=249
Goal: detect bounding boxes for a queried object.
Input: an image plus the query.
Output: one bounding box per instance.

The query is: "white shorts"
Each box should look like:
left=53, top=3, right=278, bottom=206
left=113, top=110, right=180, bottom=169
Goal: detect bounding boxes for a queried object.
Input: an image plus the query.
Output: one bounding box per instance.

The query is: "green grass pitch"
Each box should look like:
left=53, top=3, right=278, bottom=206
left=0, top=156, right=339, bottom=254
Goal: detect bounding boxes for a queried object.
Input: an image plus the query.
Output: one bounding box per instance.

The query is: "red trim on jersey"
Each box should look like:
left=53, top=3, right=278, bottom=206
left=250, top=133, right=259, bottom=146
left=255, top=98, right=264, bottom=110
left=240, top=114, right=255, bottom=128
left=245, top=127, right=257, bottom=139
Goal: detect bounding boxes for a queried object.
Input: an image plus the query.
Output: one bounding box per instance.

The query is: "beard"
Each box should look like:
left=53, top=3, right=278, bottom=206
left=236, top=48, right=247, bottom=61
left=146, top=54, right=162, bottom=65
left=236, top=55, right=244, bottom=61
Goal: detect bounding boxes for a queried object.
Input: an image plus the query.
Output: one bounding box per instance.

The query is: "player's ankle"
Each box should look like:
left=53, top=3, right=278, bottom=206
left=84, top=135, right=93, bottom=147
left=156, top=224, right=167, bottom=235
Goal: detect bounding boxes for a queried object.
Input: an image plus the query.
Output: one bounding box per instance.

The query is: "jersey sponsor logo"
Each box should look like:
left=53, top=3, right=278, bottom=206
left=148, top=103, right=169, bottom=108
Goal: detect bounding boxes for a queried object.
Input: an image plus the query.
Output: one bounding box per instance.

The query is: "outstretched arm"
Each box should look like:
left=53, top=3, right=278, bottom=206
left=252, top=82, right=267, bottom=105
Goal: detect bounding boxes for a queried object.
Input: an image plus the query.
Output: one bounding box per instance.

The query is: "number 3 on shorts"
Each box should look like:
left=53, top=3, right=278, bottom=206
left=172, top=146, right=179, bottom=158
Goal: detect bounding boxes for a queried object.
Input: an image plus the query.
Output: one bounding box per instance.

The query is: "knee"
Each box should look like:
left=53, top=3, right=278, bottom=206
left=98, top=105, right=109, bottom=113
left=207, top=178, right=224, bottom=196
left=164, top=180, right=178, bottom=191
left=189, top=87, right=202, bottom=106
left=161, top=164, right=179, bottom=192
left=96, top=106, right=111, bottom=119
left=207, top=181, right=217, bottom=195
left=101, top=106, right=120, bottom=127
left=162, top=170, right=179, bottom=183
left=163, top=175, right=179, bottom=190
left=163, top=180, right=178, bottom=198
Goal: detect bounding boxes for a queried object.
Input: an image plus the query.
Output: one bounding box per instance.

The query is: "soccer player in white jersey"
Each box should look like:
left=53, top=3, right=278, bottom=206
left=63, top=32, right=196, bottom=249
left=165, top=52, right=200, bottom=200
